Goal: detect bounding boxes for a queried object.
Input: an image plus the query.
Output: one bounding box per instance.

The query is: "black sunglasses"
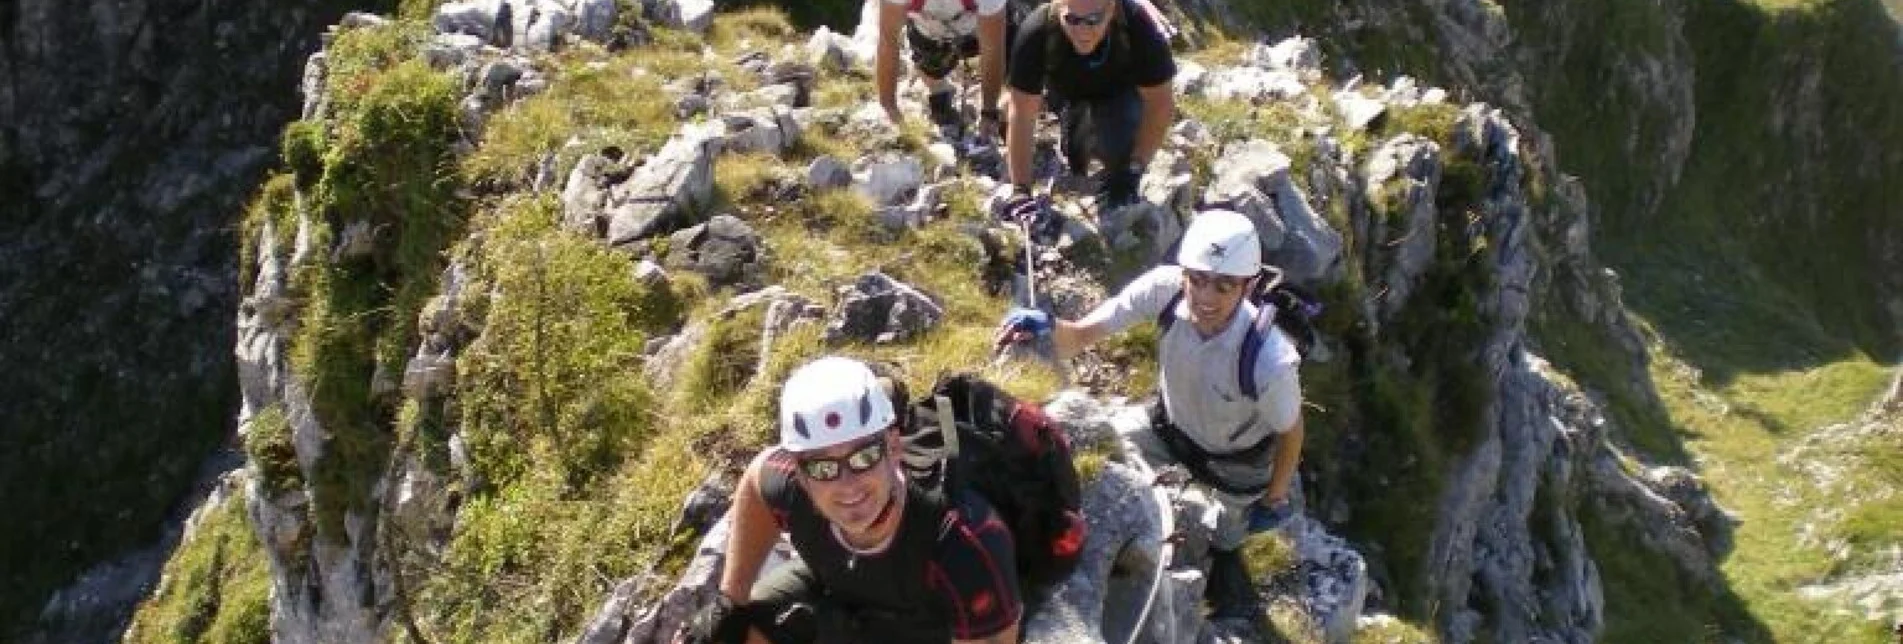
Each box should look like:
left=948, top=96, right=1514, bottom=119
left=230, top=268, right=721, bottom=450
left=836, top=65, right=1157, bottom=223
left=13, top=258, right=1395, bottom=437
left=1184, top=269, right=1251, bottom=296
left=1060, top=6, right=1108, bottom=27
left=797, top=436, right=887, bottom=482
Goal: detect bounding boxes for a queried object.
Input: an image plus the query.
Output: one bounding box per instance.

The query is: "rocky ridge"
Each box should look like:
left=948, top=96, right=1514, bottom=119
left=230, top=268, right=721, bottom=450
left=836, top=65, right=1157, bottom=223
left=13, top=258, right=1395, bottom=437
left=137, top=2, right=1746, bottom=643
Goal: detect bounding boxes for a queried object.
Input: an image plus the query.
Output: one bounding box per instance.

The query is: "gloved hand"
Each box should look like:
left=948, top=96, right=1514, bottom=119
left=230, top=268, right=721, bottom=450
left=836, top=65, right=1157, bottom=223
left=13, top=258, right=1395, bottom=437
left=679, top=594, right=751, bottom=644
left=1245, top=497, right=1295, bottom=534
left=993, top=307, right=1054, bottom=351
left=993, top=186, right=1047, bottom=224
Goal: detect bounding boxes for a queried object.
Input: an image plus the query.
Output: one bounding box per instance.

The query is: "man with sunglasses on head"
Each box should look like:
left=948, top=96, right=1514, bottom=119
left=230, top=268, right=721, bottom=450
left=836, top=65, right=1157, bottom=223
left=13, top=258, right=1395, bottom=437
left=681, top=356, right=1021, bottom=644
left=999, top=0, right=1177, bottom=214
left=992, top=209, right=1304, bottom=621
left=875, top=0, right=1017, bottom=135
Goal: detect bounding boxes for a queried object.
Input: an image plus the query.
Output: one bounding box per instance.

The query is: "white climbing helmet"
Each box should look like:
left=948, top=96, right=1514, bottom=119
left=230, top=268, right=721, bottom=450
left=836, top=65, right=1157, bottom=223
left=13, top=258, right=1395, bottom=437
left=1176, top=209, right=1262, bottom=277
left=778, top=356, right=898, bottom=452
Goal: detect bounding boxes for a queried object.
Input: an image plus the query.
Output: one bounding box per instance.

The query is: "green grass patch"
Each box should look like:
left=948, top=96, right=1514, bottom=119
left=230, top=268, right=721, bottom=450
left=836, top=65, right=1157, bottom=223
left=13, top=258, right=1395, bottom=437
left=243, top=405, right=304, bottom=498
left=456, top=195, right=677, bottom=490
left=125, top=488, right=272, bottom=644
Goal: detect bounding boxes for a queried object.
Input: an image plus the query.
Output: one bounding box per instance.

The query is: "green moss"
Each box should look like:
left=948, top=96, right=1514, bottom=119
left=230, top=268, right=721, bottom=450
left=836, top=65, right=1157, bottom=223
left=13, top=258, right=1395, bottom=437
left=243, top=405, right=304, bottom=498
left=464, top=53, right=679, bottom=189
left=126, top=489, right=272, bottom=644
left=282, top=120, right=327, bottom=189
left=1240, top=531, right=1299, bottom=579
left=1352, top=616, right=1439, bottom=643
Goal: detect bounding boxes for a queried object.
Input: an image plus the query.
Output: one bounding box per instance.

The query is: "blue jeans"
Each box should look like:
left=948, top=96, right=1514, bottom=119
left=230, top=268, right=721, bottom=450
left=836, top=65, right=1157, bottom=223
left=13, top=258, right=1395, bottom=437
left=1057, top=87, right=1143, bottom=200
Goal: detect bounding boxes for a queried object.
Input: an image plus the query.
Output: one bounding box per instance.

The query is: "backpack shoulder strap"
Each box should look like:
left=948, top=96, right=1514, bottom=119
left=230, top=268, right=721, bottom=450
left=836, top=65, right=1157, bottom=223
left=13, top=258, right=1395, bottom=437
left=1237, top=303, right=1276, bottom=399
left=1157, top=287, right=1183, bottom=334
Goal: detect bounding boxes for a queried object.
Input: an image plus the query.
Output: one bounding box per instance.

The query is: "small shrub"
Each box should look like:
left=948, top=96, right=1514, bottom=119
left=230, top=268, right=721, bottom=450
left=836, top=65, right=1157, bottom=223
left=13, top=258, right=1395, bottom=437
left=281, top=120, right=327, bottom=189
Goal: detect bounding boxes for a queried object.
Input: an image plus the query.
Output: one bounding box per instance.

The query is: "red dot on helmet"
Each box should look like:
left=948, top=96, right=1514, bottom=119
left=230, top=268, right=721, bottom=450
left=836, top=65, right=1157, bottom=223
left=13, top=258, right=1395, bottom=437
left=825, top=412, right=841, bottom=428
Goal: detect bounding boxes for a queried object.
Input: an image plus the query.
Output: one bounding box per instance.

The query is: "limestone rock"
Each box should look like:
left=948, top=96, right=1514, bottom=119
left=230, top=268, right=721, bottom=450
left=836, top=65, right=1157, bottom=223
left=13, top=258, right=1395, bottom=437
left=599, top=517, right=799, bottom=644
left=1201, top=66, right=1307, bottom=102
left=717, top=107, right=801, bottom=156
left=806, top=155, right=852, bottom=190
left=561, top=152, right=620, bottom=236
left=853, top=153, right=925, bottom=207
left=605, top=129, right=720, bottom=247
left=1362, top=134, right=1441, bottom=316
left=570, top=0, right=618, bottom=44
left=434, top=0, right=505, bottom=42
left=643, top=0, right=715, bottom=34
left=664, top=214, right=764, bottom=289
left=807, top=27, right=853, bottom=72
left=823, top=272, right=943, bottom=345
left=1203, top=139, right=1342, bottom=285
left=1333, top=91, right=1388, bottom=132
left=1252, top=36, right=1323, bottom=78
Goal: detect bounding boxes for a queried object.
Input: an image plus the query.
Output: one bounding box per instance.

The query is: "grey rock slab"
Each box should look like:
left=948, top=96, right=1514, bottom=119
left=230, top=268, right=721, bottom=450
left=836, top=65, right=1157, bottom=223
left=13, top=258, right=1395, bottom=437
left=643, top=0, right=715, bottom=34
left=570, top=0, right=618, bottom=43
left=806, top=155, right=852, bottom=190
left=1333, top=91, right=1388, bottom=132
left=822, top=272, right=943, bottom=345
left=853, top=153, right=925, bottom=207
left=664, top=214, right=764, bottom=289
left=718, top=107, right=801, bottom=156
left=605, top=129, right=720, bottom=247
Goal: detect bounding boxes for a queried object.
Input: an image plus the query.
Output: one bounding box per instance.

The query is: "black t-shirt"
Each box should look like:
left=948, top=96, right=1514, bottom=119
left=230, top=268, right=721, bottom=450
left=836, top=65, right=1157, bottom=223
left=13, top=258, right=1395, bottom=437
left=1007, top=0, right=1176, bottom=101
left=759, top=449, right=1022, bottom=641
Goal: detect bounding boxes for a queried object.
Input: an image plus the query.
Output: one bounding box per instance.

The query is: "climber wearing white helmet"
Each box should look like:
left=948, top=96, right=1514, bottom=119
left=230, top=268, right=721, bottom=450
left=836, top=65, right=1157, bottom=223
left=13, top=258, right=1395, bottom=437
left=874, top=0, right=1017, bottom=134
left=993, top=209, right=1306, bottom=622
left=680, top=356, right=1021, bottom=644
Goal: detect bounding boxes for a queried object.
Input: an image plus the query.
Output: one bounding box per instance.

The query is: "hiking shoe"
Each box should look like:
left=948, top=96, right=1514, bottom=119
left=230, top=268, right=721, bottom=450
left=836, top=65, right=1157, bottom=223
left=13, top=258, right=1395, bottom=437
left=1097, top=167, right=1142, bottom=212
left=1246, top=499, right=1295, bottom=534
left=1205, top=548, right=1263, bottom=621
left=927, top=90, right=961, bottom=128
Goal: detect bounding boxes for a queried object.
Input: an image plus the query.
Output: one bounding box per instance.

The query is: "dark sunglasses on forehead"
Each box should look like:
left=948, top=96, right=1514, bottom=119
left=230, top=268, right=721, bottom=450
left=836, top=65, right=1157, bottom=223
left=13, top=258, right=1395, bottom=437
left=1060, top=5, right=1109, bottom=27
left=797, top=436, right=887, bottom=482
left=1184, top=269, right=1252, bottom=295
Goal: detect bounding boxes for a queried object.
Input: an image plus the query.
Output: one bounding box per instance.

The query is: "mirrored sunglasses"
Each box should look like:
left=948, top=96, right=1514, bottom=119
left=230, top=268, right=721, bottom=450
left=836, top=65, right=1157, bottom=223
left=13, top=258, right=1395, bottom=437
left=797, top=437, right=887, bottom=482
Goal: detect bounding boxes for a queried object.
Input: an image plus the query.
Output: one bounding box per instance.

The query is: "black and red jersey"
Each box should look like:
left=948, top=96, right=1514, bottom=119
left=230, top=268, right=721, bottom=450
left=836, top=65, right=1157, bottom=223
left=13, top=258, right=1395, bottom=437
left=759, top=449, right=1022, bottom=641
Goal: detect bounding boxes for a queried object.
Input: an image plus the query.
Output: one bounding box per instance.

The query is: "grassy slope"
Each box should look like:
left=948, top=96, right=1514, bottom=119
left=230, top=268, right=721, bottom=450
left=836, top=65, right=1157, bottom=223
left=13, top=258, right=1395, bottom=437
left=1507, top=0, right=1903, bottom=641
left=1197, top=0, right=1902, bottom=639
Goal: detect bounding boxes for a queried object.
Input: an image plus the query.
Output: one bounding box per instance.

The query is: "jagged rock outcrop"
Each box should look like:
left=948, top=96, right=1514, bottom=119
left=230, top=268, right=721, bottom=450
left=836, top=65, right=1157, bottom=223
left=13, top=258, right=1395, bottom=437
left=823, top=272, right=945, bottom=345
left=665, top=214, right=765, bottom=290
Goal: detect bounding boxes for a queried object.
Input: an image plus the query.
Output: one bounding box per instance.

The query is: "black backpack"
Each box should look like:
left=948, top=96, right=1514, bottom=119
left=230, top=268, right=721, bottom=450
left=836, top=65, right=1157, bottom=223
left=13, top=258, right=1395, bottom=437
left=900, top=373, right=1086, bottom=591
left=1154, top=264, right=1323, bottom=398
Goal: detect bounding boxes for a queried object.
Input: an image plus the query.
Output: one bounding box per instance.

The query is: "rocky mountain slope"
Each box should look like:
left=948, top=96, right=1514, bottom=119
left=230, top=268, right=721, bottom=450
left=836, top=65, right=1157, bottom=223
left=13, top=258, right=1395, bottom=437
left=3, top=0, right=1893, bottom=641
left=117, top=2, right=1760, bottom=642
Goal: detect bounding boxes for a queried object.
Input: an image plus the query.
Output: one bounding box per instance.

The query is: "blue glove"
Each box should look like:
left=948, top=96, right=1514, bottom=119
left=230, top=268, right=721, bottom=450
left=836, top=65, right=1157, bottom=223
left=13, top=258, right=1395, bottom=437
left=1000, top=307, right=1053, bottom=338
left=1246, top=498, right=1295, bottom=534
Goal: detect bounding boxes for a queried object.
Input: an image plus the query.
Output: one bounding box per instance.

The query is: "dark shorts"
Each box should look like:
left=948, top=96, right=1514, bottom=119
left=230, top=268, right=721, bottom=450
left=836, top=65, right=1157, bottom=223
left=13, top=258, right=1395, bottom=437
left=745, top=561, right=944, bottom=643
left=904, top=16, right=1018, bottom=80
